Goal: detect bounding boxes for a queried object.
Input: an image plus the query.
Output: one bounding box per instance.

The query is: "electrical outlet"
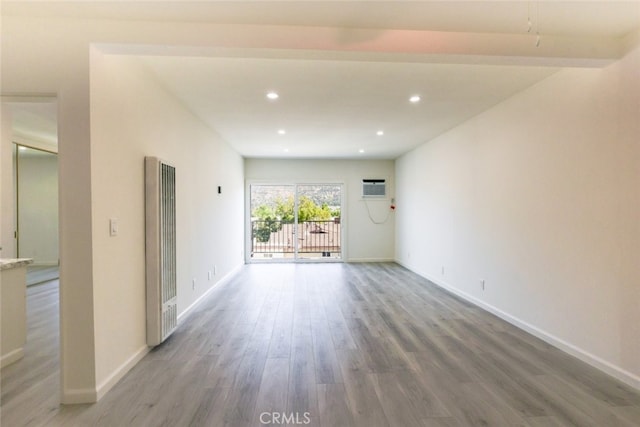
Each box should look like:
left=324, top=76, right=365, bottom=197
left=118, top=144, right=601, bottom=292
left=480, top=279, right=485, bottom=291
left=208, top=271, right=212, bottom=281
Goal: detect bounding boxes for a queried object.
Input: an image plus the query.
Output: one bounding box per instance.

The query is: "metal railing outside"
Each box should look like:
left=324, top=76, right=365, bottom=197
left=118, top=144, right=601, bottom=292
left=251, top=219, right=341, bottom=258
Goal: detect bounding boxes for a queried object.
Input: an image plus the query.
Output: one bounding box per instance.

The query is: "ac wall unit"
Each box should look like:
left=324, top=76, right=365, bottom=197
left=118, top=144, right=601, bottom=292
left=145, top=157, right=178, bottom=347
left=362, top=179, right=386, bottom=198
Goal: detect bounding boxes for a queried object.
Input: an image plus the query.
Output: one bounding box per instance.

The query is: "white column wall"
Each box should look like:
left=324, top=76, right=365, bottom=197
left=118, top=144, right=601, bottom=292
left=90, top=52, right=245, bottom=396
left=0, top=108, right=15, bottom=258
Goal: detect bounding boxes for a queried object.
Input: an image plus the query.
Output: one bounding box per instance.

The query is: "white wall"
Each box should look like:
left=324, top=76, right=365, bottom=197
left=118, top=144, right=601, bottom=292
left=0, top=108, right=16, bottom=258
left=245, top=159, right=395, bottom=262
left=17, top=149, right=59, bottom=265
left=90, top=53, right=245, bottom=396
left=2, top=15, right=98, bottom=402
left=396, top=45, right=640, bottom=387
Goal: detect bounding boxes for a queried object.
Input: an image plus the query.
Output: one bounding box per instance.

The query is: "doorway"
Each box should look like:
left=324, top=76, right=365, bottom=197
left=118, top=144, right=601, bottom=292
left=248, top=183, right=343, bottom=261
left=0, top=98, right=61, bottom=415
left=15, top=144, right=60, bottom=285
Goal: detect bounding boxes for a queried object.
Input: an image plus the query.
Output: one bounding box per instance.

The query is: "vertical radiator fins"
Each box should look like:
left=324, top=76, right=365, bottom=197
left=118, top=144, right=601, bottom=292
left=145, top=157, right=178, bottom=347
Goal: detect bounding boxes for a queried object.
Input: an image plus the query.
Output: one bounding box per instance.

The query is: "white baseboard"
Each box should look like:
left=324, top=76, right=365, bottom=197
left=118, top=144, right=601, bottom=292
left=178, top=263, right=243, bottom=324
left=95, top=345, right=150, bottom=401
left=30, top=262, right=59, bottom=267
left=346, top=258, right=395, bottom=263
left=396, top=260, right=640, bottom=391
left=62, top=345, right=150, bottom=404
left=61, top=264, right=242, bottom=405
left=61, top=388, right=98, bottom=405
left=1, top=347, right=24, bottom=368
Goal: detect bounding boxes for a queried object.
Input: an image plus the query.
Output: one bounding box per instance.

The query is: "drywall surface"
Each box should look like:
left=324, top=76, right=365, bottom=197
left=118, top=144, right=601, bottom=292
left=90, top=53, right=245, bottom=393
left=396, top=46, right=640, bottom=386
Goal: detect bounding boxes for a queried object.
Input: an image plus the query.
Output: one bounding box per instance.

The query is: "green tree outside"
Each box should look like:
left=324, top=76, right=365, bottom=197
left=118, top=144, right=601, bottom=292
left=252, top=196, right=340, bottom=242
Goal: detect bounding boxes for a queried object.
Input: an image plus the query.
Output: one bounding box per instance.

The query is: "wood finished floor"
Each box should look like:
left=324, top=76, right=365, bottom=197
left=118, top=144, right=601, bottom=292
left=26, top=266, right=59, bottom=287
left=2, top=263, right=640, bottom=426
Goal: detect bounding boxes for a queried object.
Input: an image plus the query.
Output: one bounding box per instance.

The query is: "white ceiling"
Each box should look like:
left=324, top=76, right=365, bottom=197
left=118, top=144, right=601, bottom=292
left=5, top=1, right=640, bottom=159
left=142, top=56, right=558, bottom=158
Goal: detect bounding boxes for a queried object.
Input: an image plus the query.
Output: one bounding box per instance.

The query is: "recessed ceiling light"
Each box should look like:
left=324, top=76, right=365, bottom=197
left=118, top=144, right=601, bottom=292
left=359, top=149, right=365, bottom=153
left=376, top=130, right=384, bottom=136
left=409, top=95, right=421, bottom=103
left=278, top=129, right=286, bottom=135
left=284, top=148, right=289, bottom=153
left=266, top=91, right=279, bottom=100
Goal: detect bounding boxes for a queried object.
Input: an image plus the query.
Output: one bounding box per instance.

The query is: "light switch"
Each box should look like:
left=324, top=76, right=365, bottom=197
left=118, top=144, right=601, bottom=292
left=110, top=218, right=119, bottom=236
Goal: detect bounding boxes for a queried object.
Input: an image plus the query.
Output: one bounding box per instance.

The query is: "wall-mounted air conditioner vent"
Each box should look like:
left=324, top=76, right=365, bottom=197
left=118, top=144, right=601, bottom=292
left=362, top=179, right=386, bottom=198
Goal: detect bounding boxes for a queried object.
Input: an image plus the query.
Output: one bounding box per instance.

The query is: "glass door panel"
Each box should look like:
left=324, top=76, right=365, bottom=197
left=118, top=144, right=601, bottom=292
left=295, top=184, right=342, bottom=260
left=250, top=184, right=296, bottom=260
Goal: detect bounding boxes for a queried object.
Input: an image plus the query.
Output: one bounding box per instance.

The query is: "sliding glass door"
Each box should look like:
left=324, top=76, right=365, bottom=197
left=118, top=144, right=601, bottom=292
left=249, top=183, right=342, bottom=261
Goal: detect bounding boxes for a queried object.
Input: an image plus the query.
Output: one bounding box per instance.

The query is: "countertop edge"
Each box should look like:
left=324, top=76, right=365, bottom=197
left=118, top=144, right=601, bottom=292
left=0, top=258, right=35, bottom=271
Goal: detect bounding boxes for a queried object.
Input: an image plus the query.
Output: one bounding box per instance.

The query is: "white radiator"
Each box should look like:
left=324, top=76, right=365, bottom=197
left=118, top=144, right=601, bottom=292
left=145, top=157, right=178, bottom=346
